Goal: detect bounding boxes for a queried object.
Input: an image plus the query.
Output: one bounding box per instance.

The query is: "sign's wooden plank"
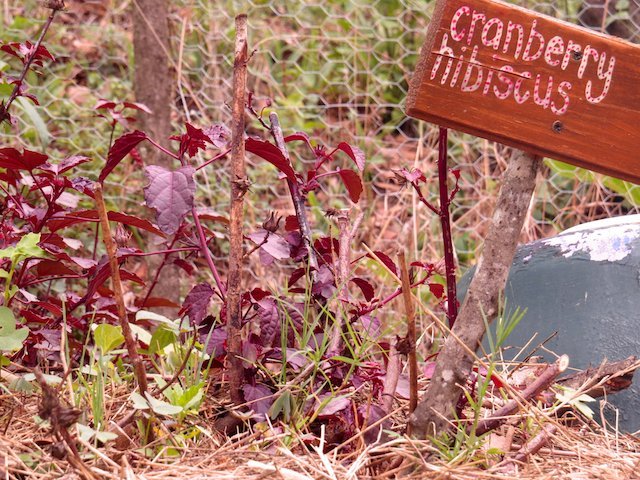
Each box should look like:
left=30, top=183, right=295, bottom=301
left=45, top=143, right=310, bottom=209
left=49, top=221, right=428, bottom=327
left=406, top=0, right=640, bottom=183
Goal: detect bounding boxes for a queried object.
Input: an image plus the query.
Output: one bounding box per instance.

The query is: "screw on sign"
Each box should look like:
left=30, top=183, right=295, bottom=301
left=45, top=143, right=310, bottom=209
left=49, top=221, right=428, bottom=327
left=406, top=0, right=640, bottom=184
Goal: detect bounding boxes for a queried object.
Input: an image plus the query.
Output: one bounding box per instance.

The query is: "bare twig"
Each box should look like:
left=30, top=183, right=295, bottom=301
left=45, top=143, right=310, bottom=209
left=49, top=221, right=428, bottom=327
left=327, top=209, right=352, bottom=354
left=94, top=184, right=153, bottom=442
left=511, top=423, right=558, bottom=463
left=475, top=355, right=569, bottom=436
left=227, top=13, right=248, bottom=406
left=382, top=342, right=402, bottom=413
left=398, top=252, right=418, bottom=417
left=269, top=112, right=319, bottom=278
left=557, top=356, right=639, bottom=398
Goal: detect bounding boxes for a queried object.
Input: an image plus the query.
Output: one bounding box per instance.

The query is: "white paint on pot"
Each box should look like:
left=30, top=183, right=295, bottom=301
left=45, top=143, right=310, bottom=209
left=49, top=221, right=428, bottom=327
left=542, top=215, right=640, bottom=262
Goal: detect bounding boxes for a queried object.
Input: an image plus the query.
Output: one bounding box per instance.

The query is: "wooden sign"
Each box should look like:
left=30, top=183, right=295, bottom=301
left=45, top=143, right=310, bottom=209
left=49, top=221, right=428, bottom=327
left=406, top=0, right=640, bottom=183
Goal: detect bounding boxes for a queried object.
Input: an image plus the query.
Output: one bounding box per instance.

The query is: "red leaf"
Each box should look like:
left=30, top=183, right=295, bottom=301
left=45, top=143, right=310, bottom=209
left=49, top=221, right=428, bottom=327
left=122, top=101, right=152, bottom=114
left=243, top=383, right=273, bottom=415
left=181, top=283, right=215, bottom=325
left=108, top=211, right=164, bottom=237
left=143, top=165, right=195, bottom=235
left=170, top=123, right=211, bottom=157
left=0, top=148, right=48, bottom=170
left=368, top=251, right=397, bottom=276
left=398, top=167, right=426, bottom=184
left=288, top=267, right=306, bottom=287
left=40, top=155, right=90, bottom=175
left=245, top=138, right=297, bottom=182
left=284, top=215, right=299, bottom=232
left=32, top=260, right=77, bottom=277
left=351, top=278, right=375, bottom=302
left=336, top=142, right=365, bottom=171
left=138, top=297, right=180, bottom=309
left=428, top=283, right=445, bottom=299
left=94, top=99, right=117, bottom=110
left=246, top=230, right=291, bottom=260
left=100, top=130, right=148, bottom=182
left=337, top=169, right=363, bottom=203
left=284, top=132, right=314, bottom=152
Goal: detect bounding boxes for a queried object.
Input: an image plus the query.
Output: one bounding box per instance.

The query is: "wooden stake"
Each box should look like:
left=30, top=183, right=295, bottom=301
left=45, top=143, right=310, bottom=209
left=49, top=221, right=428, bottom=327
left=94, top=184, right=148, bottom=396
left=227, top=14, right=248, bottom=406
left=94, top=184, right=153, bottom=443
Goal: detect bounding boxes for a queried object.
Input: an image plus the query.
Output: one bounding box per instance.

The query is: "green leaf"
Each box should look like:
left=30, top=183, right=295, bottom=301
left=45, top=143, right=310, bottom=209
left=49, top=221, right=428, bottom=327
left=77, top=424, right=118, bottom=443
left=130, top=392, right=150, bottom=410
left=145, top=392, right=183, bottom=416
left=148, top=326, right=176, bottom=355
left=15, top=96, right=51, bottom=147
left=93, top=324, right=124, bottom=354
left=179, top=383, right=204, bottom=411
left=0, top=307, right=29, bottom=352
left=0, top=233, right=46, bottom=264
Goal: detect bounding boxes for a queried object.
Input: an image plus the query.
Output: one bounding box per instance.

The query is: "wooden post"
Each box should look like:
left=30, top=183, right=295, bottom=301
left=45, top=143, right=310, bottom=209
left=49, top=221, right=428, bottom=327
left=227, top=14, right=248, bottom=406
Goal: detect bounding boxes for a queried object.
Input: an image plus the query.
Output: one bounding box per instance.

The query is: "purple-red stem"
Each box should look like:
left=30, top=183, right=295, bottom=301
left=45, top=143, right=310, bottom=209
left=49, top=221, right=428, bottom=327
left=357, top=274, right=432, bottom=318
left=192, top=206, right=226, bottom=300
left=196, top=148, right=231, bottom=171
left=437, top=127, right=458, bottom=326
left=146, top=137, right=181, bottom=161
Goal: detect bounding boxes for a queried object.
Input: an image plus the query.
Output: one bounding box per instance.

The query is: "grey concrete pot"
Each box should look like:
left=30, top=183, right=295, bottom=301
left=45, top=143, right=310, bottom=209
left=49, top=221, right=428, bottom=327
left=458, top=215, right=640, bottom=433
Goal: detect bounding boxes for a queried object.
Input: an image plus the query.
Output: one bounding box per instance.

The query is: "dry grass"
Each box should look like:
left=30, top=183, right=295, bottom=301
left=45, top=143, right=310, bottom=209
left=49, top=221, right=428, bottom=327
left=2, top=377, right=639, bottom=480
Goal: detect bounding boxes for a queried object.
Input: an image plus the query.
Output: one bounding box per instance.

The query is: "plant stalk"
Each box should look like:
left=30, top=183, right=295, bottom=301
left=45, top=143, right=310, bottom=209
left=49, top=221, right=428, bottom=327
left=437, top=127, right=458, bottom=326
left=94, top=185, right=148, bottom=394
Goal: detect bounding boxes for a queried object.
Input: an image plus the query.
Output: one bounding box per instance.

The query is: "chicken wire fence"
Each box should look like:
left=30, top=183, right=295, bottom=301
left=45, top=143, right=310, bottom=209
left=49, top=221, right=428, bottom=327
left=1, top=0, right=640, bottom=276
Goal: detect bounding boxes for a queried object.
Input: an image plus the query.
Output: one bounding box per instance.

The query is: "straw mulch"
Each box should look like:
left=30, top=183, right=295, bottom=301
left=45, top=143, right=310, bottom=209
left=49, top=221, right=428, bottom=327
left=1, top=386, right=639, bottom=480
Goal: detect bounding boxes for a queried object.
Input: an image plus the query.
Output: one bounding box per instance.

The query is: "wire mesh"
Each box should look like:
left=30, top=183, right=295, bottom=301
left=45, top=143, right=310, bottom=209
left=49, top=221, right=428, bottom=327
left=1, top=0, right=639, bottom=281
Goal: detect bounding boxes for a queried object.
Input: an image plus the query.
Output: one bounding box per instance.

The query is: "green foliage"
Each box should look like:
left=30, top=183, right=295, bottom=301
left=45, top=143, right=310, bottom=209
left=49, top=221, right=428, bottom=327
left=93, top=324, right=125, bottom=355
left=0, top=307, right=29, bottom=352
left=0, top=232, right=46, bottom=302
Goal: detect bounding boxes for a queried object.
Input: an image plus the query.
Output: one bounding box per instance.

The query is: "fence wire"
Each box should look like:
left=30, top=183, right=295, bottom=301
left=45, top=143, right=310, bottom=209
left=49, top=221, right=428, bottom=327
left=2, top=0, right=639, bottom=279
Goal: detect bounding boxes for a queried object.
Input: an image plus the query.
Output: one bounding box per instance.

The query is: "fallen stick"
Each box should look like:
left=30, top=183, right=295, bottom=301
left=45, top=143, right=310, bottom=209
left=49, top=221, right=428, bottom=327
left=475, top=355, right=568, bottom=436
left=557, top=356, right=638, bottom=398
left=511, top=423, right=558, bottom=463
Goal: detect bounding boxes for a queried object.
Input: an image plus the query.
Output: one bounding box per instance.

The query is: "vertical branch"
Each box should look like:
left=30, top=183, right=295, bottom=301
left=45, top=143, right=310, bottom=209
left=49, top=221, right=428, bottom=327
left=437, top=127, right=458, bottom=326
left=94, top=185, right=150, bottom=397
left=227, top=14, right=248, bottom=406
left=398, top=252, right=418, bottom=416
left=269, top=112, right=319, bottom=278
left=409, top=150, right=541, bottom=438
left=327, top=209, right=351, bottom=354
